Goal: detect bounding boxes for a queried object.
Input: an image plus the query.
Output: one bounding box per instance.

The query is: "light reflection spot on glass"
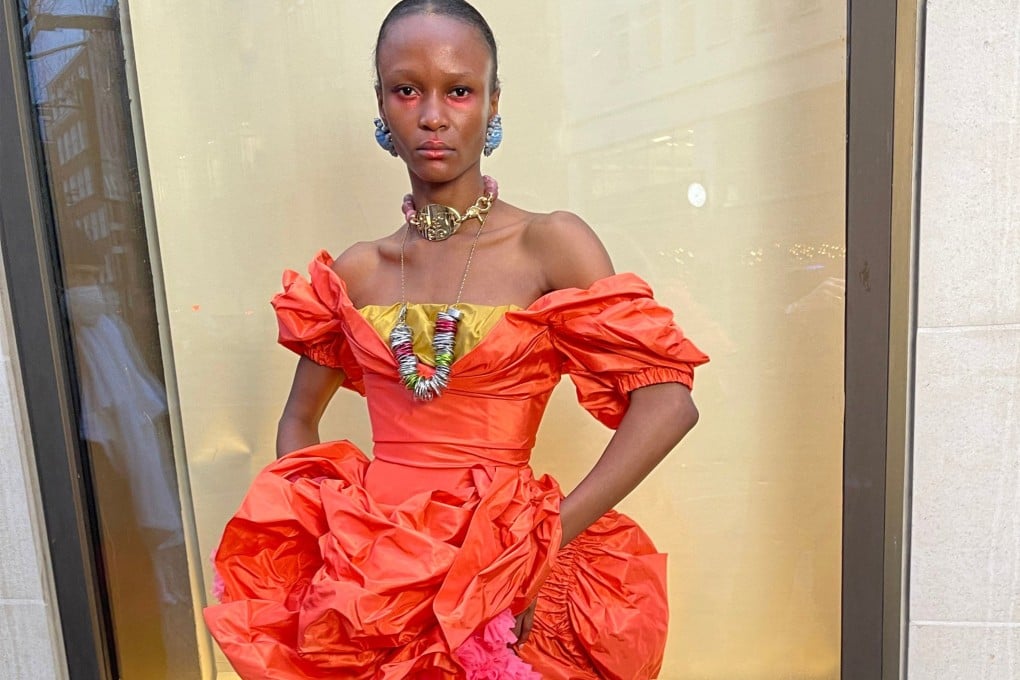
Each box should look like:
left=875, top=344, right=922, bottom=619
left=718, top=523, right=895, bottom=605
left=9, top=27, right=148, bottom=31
left=687, top=182, right=707, bottom=208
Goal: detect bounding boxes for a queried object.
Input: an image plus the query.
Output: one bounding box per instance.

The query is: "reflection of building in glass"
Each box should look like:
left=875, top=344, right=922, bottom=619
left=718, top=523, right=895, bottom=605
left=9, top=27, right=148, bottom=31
left=560, top=0, right=842, bottom=283
left=40, top=26, right=143, bottom=318
left=25, top=8, right=201, bottom=679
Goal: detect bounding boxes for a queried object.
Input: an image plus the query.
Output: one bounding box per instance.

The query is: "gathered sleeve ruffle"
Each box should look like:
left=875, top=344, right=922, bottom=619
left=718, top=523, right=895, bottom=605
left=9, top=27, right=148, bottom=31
left=531, top=273, right=709, bottom=429
left=271, top=250, right=365, bottom=395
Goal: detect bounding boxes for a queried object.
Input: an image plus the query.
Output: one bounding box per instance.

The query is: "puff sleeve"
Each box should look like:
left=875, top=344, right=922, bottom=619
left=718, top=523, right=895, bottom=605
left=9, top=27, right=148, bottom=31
left=538, top=273, right=709, bottom=429
left=270, top=250, right=365, bottom=394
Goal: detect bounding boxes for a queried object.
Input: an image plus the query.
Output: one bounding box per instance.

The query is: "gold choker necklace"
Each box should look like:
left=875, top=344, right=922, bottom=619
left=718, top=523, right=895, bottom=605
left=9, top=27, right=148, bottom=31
left=401, top=176, right=498, bottom=242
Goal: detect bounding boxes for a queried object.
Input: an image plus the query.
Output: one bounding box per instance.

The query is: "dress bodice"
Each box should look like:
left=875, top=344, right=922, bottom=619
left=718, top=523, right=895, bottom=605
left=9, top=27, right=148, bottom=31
left=350, top=300, right=554, bottom=467
left=272, top=250, right=709, bottom=468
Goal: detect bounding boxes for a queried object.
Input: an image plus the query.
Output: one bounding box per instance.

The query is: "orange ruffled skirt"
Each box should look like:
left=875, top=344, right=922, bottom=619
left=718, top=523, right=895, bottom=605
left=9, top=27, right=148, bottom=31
left=205, top=442, right=668, bottom=679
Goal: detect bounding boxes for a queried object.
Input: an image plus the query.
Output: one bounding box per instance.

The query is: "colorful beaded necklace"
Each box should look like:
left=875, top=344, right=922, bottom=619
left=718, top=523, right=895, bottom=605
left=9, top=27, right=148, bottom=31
left=389, top=177, right=498, bottom=401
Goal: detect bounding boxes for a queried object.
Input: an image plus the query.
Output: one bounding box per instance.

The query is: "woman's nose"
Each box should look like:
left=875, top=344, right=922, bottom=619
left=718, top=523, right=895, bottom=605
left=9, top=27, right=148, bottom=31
left=418, top=94, right=447, bottom=131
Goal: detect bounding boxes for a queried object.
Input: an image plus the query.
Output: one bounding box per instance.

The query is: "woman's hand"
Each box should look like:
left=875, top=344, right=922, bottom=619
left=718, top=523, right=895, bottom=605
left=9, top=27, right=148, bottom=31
left=512, top=599, right=538, bottom=646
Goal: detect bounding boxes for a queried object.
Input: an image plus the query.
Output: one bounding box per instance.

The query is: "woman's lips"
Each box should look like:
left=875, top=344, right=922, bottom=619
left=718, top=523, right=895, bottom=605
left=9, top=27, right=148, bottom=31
left=419, top=140, right=451, bottom=150
left=418, top=146, right=453, bottom=160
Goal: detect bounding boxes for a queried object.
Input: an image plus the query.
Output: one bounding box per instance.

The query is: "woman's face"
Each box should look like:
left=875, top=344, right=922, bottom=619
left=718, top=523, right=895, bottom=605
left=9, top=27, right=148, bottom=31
left=376, top=14, right=499, bottom=185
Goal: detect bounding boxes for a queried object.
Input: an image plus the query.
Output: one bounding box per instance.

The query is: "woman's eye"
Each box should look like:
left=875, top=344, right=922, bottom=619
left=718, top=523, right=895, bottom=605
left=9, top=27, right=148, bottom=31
left=451, top=87, right=470, bottom=98
left=397, top=86, right=416, bottom=97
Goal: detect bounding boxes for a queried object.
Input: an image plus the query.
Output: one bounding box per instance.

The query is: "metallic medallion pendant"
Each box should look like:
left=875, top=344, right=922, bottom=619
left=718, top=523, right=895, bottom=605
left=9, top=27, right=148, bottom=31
left=416, top=204, right=461, bottom=241
left=389, top=306, right=462, bottom=401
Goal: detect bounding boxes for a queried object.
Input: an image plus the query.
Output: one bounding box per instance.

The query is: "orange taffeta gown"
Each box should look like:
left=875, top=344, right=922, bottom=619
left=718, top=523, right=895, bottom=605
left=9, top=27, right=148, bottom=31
left=204, top=251, right=709, bottom=679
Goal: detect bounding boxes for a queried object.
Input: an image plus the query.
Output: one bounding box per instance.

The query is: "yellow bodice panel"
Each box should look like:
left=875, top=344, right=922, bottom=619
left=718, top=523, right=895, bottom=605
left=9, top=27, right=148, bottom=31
left=357, top=302, right=519, bottom=366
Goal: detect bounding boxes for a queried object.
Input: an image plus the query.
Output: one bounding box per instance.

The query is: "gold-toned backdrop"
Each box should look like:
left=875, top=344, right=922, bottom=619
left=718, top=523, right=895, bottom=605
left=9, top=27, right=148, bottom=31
left=128, top=1, right=846, bottom=677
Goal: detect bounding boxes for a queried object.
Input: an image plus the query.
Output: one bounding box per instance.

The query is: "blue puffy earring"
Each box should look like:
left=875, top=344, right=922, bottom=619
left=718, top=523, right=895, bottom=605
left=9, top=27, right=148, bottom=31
left=374, top=118, right=398, bottom=157
left=483, top=114, right=503, bottom=157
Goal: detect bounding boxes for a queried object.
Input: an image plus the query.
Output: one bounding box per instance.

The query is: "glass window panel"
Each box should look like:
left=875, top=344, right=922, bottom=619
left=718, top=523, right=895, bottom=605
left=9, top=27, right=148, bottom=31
left=18, top=1, right=201, bottom=677
left=671, top=2, right=696, bottom=63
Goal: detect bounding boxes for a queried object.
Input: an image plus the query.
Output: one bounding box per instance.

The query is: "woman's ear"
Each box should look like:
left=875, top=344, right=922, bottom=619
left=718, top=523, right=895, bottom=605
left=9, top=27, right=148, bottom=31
left=489, top=87, right=501, bottom=120
left=376, top=85, right=385, bottom=118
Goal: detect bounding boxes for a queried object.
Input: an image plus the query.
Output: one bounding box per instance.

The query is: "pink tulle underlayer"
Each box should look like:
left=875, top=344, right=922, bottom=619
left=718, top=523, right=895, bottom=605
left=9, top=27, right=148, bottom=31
left=454, top=609, right=541, bottom=680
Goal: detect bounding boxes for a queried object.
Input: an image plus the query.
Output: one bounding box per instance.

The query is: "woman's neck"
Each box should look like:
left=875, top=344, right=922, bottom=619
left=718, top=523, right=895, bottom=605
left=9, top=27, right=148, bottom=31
left=407, top=172, right=487, bottom=212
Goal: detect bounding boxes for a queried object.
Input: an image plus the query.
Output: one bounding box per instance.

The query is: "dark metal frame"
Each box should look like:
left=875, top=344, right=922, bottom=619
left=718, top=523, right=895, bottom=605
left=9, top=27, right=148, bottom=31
left=0, top=1, right=114, bottom=678
left=1, top=0, right=918, bottom=677
left=843, top=0, right=921, bottom=678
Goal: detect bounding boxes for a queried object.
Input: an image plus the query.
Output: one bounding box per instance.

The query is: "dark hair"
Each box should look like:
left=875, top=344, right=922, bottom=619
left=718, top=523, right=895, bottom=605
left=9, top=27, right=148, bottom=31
left=375, top=0, right=499, bottom=90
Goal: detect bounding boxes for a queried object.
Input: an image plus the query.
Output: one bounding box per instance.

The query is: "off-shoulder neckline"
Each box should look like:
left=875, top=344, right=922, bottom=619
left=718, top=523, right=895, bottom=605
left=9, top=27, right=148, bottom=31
left=303, top=249, right=656, bottom=370
left=356, top=301, right=522, bottom=313
left=310, top=249, right=650, bottom=315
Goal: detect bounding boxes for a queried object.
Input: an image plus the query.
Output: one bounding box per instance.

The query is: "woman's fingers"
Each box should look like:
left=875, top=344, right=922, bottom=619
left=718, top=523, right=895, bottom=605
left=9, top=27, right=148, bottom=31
left=514, top=600, right=537, bottom=645
left=518, top=607, right=534, bottom=644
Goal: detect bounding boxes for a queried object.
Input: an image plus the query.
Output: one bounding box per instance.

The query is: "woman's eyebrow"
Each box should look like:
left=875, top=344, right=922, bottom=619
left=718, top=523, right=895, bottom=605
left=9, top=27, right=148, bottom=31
left=385, top=69, right=478, bottom=81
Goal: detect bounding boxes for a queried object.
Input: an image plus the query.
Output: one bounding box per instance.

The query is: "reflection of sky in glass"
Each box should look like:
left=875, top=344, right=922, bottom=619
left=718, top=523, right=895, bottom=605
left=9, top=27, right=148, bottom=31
left=22, top=0, right=117, bottom=94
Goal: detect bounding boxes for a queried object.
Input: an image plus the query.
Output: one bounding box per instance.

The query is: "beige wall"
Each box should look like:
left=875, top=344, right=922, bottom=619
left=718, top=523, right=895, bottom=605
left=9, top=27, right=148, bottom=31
left=128, top=1, right=846, bottom=676
left=0, top=242, right=66, bottom=679
left=908, top=0, right=1020, bottom=677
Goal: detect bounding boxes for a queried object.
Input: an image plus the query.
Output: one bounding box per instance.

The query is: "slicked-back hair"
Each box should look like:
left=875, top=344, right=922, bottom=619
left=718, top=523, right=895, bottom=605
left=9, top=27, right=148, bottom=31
left=375, top=0, right=500, bottom=91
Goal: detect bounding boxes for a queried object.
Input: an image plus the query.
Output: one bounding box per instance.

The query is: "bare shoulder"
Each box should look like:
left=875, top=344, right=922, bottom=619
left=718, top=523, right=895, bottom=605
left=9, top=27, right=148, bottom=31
left=330, top=240, right=380, bottom=283
left=523, top=210, right=615, bottom=292
left=331, top=222, right=409, bottom=278
left=329, top=228, right=407, bottom=305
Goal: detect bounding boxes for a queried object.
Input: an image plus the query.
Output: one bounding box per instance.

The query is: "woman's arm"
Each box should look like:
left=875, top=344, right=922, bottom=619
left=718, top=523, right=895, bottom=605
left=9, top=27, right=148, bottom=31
left=558, top=382, right=698, bottom=546
left=515, top=382, right=697, bottom=642
left=518, top=212, right=701, bottom=641
left=276, top=356, right=344, bottom=457
left=525, top=211, right=701, bottom=543
left=275, top=245, right=376, bottom=458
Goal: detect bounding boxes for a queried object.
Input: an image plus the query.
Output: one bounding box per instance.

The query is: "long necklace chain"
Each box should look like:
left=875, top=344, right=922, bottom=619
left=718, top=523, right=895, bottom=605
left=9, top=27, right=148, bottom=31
left=389, top=182, right=495, bottom=401
left=397, top=211, right=486, bottom=312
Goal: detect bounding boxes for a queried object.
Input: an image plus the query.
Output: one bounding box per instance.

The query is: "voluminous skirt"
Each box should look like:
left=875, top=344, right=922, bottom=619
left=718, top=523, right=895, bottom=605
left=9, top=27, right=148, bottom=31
left=205, top=442, right=668, bottom=679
